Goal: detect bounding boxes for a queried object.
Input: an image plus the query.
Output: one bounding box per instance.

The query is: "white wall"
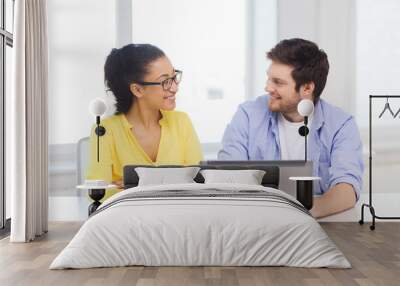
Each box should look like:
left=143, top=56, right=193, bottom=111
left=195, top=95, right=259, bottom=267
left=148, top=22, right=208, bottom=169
left=48, top=0, right=116, bottom=145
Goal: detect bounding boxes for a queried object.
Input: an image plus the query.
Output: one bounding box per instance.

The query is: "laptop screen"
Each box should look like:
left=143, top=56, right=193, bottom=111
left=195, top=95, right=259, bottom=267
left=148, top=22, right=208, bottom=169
left=200, top=160, right=313, bottom=197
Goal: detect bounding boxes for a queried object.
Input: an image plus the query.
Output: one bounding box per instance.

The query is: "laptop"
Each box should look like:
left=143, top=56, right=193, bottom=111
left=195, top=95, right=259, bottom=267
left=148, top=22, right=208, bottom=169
left=200, top=160, right=313, bottom=197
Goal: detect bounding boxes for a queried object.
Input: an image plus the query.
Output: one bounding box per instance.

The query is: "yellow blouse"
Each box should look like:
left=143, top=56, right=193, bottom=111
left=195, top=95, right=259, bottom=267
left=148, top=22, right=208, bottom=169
left=85, top=110, right=203, bottom=200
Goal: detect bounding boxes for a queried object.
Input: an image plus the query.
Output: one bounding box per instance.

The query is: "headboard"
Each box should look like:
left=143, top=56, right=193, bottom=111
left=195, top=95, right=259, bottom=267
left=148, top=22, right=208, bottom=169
left=123, top=164, right=280, bottom=189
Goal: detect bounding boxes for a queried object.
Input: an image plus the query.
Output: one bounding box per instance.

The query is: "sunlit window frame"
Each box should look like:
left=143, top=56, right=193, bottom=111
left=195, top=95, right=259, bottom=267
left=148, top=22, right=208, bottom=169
left=0, top=0, right=14, bottom=234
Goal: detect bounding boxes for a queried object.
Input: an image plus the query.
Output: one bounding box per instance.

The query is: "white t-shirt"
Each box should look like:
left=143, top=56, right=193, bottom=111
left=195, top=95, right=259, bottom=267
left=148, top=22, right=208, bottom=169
left=277, top=113, right=313, bottom=160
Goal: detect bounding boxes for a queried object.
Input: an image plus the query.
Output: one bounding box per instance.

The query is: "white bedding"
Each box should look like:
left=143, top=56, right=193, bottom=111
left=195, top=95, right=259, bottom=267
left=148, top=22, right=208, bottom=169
left=50, top=183, right=350, bottom=269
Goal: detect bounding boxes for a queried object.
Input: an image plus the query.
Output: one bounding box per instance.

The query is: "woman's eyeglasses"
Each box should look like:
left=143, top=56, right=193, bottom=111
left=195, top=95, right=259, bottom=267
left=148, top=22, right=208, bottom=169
left=136, top=70, right=183, bottom=91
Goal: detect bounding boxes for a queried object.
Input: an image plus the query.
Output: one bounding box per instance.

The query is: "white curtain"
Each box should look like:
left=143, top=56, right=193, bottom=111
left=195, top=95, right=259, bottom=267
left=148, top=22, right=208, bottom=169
left=9, top=0, right=48, bottom=242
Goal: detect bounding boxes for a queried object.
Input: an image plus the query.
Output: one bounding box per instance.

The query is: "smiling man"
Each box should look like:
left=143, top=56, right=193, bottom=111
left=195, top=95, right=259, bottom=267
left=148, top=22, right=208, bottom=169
left=218, top=38, right=364, bottom=218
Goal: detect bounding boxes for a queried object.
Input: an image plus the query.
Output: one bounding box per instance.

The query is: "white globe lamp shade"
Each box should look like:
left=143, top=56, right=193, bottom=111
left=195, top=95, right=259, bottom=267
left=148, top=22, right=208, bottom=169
left=89, top=98, right=107, bottom=116
left=297, top=99, right=314, bottom=117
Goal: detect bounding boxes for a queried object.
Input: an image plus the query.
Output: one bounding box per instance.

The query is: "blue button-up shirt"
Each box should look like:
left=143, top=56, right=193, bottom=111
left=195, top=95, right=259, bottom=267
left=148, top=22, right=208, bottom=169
left=218, top=95, right=364, bottom=200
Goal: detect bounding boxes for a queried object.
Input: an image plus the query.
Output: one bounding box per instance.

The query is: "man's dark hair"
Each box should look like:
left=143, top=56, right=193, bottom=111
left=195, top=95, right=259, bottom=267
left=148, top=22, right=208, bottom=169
left=267, top=38, right=329, bottom=100
left=104, top=43, right=165, bottom=114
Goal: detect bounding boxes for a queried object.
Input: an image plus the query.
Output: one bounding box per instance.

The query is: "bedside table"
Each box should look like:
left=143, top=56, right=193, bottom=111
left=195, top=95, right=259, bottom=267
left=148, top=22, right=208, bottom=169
left=77, top=184, right=116, bottom=216
left=289, top=176, right=320, bottom=210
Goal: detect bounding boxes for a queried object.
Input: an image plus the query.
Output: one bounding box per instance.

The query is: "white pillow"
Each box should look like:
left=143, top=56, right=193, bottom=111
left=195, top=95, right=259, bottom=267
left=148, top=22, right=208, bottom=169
left=135, top=167, right=200, bottom=186
left=200, top=169, right=266, bottom=185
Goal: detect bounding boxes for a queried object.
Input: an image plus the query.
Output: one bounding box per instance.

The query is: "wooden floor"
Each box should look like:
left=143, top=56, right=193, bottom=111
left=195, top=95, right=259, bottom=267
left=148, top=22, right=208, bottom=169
left=0, top=222, right=399, bottom=286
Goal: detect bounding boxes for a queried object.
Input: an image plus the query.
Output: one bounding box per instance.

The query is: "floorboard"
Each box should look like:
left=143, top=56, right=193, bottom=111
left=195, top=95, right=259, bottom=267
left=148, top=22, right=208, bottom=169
left=0, top=222, right=399, bottom=286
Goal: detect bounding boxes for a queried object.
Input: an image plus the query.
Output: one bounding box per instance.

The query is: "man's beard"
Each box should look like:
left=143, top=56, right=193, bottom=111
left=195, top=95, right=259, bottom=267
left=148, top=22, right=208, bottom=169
left=268, top=99, right=299, bottom=113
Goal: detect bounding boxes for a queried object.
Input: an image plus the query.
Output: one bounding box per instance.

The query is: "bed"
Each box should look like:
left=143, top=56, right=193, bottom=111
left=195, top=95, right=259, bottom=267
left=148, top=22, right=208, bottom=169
left=50, top=165, right=350, bottom=269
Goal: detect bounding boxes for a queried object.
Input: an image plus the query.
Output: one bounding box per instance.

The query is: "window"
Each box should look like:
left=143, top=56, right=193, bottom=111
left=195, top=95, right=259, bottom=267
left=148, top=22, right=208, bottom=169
left=355, top=0, right=400, bottom=128
left=355, top=0, right=400, bottom=152
left=45, top=0, right=276, bottom=220
left=47, top=0, right=116, bottom=221
left=0, top=0, right=14, bottom=233
left=132, top=0, right=247, bottom=144
left=131, top=0, right=276, bottom=148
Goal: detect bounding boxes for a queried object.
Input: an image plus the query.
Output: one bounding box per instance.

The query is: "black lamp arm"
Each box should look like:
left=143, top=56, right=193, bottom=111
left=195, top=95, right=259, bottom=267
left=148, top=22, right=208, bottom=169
left=297, top=116, right=309, bottom=162
left=305, top=116, right=308, bottom=162
left=94, top=116, right=106, bottom=162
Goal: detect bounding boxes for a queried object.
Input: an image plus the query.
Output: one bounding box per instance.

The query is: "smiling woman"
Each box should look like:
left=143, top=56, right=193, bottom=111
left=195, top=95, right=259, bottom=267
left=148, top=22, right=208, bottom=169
left=85, top=44, right=203, bottom=200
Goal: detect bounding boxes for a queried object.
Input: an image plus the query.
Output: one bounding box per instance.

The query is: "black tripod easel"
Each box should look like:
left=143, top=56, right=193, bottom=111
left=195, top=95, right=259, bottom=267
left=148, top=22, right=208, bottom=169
left=359, top=95, right=400, bottom=230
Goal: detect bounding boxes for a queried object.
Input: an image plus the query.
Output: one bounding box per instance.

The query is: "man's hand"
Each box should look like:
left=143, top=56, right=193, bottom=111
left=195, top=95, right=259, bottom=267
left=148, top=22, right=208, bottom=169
left=310, top=183, right=357, bottom=218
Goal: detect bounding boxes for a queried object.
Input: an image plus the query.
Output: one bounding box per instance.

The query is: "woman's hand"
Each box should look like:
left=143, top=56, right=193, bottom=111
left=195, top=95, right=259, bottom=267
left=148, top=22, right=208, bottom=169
left=112, top=180, right=124, bottom=189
